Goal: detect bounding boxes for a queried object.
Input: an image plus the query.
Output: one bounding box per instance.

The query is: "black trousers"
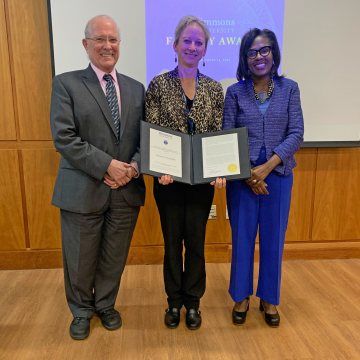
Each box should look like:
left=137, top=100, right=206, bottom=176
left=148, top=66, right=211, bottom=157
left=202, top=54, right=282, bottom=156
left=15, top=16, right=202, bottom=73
left=60, top=189, right=140, bottom=318
left=154, top=180, right=214, bottom=310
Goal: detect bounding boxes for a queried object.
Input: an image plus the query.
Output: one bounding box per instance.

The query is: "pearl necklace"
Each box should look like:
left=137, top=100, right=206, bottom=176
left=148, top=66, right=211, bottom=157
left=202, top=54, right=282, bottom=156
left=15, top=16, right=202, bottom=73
left=252, top=79, right=274, bottom=104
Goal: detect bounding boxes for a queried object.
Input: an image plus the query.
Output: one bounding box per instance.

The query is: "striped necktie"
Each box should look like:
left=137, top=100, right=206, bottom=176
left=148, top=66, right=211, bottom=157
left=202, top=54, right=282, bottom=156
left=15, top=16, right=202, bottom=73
left=103, top=74, right=120, bottom=139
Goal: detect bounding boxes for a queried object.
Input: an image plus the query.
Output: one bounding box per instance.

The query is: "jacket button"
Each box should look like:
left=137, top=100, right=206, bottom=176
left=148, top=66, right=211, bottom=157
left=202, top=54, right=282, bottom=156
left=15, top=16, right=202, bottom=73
left=114, top=140, right=119, bottom=146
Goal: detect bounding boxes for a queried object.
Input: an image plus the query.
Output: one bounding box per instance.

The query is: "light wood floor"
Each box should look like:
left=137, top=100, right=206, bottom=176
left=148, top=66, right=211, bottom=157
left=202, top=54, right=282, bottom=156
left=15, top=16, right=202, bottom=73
left=0, top=260, right=360, bottom=360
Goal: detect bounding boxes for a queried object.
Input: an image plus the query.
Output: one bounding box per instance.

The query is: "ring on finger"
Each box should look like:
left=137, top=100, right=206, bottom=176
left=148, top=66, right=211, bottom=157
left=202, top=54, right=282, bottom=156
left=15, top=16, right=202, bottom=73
left=252, top=179, right=257, bottom=184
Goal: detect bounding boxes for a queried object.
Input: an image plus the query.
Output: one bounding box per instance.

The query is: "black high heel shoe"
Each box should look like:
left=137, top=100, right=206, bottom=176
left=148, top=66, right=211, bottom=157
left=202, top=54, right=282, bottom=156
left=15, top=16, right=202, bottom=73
left=232, top=297, right=250, bottom=325
left=259, top=299, right=280, bottom=327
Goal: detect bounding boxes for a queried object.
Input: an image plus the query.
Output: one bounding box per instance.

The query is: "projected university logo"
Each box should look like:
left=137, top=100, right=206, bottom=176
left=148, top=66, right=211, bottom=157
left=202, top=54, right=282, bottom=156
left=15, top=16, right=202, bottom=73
left=145, top=0, right=285, bottom=88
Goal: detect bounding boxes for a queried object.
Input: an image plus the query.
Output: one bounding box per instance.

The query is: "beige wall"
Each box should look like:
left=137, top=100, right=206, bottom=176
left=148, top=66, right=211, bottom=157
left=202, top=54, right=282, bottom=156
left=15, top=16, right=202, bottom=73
left=282, top=0, right=360, bottom=141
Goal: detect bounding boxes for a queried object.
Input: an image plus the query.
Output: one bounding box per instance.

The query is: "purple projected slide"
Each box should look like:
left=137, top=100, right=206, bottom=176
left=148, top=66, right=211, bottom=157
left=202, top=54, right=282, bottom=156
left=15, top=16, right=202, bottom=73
left=145, top=0, right=285, bottom=86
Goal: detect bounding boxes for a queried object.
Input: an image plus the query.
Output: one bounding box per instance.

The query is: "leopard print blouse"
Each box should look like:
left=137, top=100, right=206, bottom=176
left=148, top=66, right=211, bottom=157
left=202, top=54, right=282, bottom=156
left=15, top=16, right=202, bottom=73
left=145, top=67, right=224, bottom=134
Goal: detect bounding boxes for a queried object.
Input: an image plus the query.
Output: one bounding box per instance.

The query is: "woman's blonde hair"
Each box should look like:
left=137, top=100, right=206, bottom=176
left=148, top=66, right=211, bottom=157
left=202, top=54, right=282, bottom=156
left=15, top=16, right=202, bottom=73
left=174, top=15, right=210, bottom=48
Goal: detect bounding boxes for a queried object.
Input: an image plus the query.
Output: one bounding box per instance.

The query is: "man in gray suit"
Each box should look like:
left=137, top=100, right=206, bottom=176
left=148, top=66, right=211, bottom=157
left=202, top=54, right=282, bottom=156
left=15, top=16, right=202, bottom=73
left=50, top=15, right=145, bottom=340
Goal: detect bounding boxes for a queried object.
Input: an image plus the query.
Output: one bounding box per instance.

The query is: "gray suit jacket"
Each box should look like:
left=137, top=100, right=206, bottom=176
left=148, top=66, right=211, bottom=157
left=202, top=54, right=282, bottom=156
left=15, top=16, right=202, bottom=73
left=50, top=64, right=146, bottom=214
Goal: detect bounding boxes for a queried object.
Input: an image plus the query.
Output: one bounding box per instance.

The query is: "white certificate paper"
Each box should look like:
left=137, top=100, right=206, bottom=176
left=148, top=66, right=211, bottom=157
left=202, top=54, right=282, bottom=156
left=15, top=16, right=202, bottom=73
left=202, top=133, right=240, bottom=178
left=149, top=129, right=182, bottom=177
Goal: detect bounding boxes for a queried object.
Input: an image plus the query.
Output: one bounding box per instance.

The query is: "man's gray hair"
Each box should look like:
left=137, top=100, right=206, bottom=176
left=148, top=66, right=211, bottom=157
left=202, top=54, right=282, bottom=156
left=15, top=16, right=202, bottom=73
left=84, top=15, right=121, bottom=40
left=174, top=15, right=210, bottom=48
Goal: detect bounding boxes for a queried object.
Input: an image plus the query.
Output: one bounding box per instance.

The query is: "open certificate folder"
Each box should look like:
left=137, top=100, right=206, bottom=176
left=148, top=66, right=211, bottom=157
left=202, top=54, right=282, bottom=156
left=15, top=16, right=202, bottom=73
left=140, top=121, right=251, bottom=185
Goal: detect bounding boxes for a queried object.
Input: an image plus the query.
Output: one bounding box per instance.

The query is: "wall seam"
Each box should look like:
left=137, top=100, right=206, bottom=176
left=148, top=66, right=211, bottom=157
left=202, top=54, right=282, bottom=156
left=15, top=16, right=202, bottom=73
left=309, top=148, right=319, bottom=241
left=4, top=0, right=31, bottom=248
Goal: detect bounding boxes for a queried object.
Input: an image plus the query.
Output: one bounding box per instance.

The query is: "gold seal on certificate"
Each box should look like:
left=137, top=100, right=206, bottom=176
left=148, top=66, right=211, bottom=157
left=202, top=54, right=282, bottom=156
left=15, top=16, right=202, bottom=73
left=228, top=164, right=238, bottom=172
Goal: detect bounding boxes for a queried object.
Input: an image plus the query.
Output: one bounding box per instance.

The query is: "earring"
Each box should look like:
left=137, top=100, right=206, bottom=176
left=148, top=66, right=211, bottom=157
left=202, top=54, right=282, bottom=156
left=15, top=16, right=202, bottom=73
left=271, top=63, right=275, bottom=76
left=175, top=53, right=177, bottom=63
left=203, top=57, right=205, bottom=67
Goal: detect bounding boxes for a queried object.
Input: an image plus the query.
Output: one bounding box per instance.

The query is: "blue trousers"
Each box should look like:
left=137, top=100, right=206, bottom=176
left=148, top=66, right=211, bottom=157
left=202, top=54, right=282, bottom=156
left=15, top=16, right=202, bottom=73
left=226, top=147, right=293, bottom=305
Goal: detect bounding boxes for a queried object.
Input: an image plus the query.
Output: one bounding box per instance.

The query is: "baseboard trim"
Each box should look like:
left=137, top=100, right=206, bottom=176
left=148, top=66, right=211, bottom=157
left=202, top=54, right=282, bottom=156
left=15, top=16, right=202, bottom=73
left=0, top=248, right=63, bottom=270
left=1, top=241, right=360, bottom=270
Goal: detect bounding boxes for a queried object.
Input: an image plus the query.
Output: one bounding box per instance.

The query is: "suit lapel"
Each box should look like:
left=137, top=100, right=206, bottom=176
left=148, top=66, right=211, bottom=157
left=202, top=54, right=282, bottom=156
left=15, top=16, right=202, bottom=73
left=82, top=65, right=117, bottom=138
left=117, top=72, right=129, bottom=140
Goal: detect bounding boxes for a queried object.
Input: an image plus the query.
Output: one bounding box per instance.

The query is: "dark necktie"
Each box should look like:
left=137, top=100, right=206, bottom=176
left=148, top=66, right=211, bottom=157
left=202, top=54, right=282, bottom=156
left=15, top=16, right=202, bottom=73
left=103, top=74, right=120, bottom=139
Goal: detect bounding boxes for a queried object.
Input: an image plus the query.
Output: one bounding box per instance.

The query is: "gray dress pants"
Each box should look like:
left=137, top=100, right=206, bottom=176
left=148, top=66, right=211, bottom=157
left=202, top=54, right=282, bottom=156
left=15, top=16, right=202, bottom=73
left=60, top=189, right=140, bottom=318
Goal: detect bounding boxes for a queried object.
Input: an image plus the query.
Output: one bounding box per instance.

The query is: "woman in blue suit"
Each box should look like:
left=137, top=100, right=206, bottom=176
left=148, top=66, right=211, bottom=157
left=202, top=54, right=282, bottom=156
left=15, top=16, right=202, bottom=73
left=223, top=28, right=304, bottom=327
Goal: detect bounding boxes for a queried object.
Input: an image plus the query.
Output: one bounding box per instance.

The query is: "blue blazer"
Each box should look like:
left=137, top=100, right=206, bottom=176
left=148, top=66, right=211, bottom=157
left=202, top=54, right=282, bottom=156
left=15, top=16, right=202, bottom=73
left=223, top=78, right=304, bottom=176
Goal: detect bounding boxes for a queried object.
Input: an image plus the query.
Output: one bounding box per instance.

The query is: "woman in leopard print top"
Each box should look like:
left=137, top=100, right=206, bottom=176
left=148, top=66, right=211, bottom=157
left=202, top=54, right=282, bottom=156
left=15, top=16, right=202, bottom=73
left=146, top=66, right=223, bottom=134
left=145, top=15, right=224, bottom=331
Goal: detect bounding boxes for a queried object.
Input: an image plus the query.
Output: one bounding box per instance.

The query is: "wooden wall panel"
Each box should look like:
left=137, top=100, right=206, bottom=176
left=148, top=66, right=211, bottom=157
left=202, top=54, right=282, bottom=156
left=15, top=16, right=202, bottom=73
left=312, top=148, right=360, bottom=241
left=131, top=176, right=164, bottom=246
left=286, top=148, right=317, bottom=241
left=6, top=0, right=52, bottom=140
left=22, top=149, right=61, bottom=249
left=132, top=178, right=233, bottom=246
left=0, top=150, right=26, bottom=250
left=206, top=187, right=232, bottom=243
left=0, top=0, right=16, bottom=140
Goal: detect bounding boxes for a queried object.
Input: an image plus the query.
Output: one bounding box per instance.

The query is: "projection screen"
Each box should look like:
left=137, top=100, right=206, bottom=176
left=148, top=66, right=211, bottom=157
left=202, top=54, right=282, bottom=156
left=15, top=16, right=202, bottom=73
left=48, top=0, right=360, bottom=146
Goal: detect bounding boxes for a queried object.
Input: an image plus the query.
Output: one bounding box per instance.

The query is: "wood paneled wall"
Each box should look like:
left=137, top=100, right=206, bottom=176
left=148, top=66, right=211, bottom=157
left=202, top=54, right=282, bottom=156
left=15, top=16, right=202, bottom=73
left=312, top=148, right=360, bottom=241
left=0, top=150, right=26, bottom=250
left=0, top=0, right=16, bottom=140
left=0, top=0, right=360, bottom=269
left=6, top=0, right=53, bottom=140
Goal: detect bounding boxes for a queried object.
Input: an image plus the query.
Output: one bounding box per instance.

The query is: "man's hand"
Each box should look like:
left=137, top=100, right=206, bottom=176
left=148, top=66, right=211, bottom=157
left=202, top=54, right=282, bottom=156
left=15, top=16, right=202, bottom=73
left=104, top=173, right=120, bottom=189
left=106, top=159, right=132, bottom=186
left=126, top=166, right=137, bottom=179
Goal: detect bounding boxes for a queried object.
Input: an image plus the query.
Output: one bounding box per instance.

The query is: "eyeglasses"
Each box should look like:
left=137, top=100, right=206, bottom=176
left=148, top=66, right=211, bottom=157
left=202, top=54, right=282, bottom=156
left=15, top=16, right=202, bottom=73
left=246, top=46, right=272, bottom=59
left=86, top=37, right=120, bottom=45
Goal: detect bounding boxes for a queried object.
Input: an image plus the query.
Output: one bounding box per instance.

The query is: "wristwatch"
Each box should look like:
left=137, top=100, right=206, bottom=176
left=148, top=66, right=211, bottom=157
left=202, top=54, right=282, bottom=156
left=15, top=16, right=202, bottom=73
left=130, top=160, right=138, bottom=178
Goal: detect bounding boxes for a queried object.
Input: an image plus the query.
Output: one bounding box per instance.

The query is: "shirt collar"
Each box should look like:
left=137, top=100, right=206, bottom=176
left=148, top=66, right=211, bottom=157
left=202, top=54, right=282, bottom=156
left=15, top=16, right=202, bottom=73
left=90, top=63, right=118, bottom=85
